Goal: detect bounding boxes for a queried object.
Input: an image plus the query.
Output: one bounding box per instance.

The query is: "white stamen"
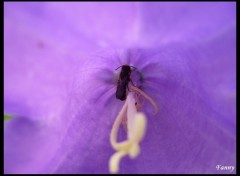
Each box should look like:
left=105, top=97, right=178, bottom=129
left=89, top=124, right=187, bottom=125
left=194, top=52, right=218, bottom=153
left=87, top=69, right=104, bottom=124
left=109, top=151, right=128, bottom=173
left=109, top=93, right=147, bottom=174
left=109, top=86, right=158, bottom=174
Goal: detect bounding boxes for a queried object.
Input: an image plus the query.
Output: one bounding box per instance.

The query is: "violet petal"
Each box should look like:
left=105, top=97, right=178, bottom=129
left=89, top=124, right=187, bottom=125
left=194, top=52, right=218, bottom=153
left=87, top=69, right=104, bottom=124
left=4, top=2, right=236, bottom=174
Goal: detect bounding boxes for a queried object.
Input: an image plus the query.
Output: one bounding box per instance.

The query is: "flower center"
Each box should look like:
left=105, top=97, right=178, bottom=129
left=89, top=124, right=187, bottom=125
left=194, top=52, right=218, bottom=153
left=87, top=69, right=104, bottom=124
left=109, top=86, right=158, bottom=173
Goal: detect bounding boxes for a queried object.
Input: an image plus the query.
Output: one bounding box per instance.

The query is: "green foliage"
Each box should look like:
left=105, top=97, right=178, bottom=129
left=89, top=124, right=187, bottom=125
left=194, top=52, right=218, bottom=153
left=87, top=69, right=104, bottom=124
left=4, top=114, right=12, bottom=121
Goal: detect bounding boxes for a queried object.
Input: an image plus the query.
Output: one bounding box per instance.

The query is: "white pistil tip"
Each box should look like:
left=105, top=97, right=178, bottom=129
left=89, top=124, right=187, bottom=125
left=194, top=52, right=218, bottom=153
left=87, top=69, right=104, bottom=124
left=109, top=151, right=127, bottom=174
left=109, top=87, right=158, bottom=174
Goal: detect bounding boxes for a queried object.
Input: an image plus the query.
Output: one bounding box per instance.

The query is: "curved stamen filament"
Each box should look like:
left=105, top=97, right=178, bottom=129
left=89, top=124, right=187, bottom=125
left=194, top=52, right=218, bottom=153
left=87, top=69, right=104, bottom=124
left=110, top=99, right=132, bottom=151
left=109, top=93, right=147, bottom=173
left=109, top=151, right=128, bottom=173
left=130, top=86, right=159, bottom=115
left=133, top=91, right=145, bottom=111
left=109, top=88, right=158, bottom=174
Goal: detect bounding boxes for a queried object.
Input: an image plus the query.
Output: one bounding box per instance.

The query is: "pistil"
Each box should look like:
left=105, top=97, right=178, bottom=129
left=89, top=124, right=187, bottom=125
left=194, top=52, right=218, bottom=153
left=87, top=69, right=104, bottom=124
left=109, top=86, right=158, bottom=173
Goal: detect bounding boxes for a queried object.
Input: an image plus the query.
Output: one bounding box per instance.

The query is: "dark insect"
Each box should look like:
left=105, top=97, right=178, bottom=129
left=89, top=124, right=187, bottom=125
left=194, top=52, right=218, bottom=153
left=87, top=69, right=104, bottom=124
left=115, top=65, right=136, bottom=101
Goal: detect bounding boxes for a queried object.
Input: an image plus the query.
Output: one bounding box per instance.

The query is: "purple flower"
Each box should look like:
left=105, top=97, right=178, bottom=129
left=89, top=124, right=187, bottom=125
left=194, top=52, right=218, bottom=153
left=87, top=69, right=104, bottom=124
left=4, top=2, right=236, bottom=174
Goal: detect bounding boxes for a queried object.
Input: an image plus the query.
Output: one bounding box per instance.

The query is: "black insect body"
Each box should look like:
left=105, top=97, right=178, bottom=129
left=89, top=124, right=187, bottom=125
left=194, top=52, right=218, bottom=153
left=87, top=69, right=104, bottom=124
left=115, top=65, right=136, bottom=101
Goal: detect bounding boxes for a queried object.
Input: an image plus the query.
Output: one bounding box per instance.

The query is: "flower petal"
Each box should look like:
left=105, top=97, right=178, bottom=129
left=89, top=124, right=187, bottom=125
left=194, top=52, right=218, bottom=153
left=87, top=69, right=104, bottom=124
left=47, top=30, right=236, bottom=173
left=137, top=2, right=236, bottom=47
left=4, top=2, right=138, bottom=118
left=4, top=117, right=61, bottom=173
left=4, top=2, right=235, bottom=174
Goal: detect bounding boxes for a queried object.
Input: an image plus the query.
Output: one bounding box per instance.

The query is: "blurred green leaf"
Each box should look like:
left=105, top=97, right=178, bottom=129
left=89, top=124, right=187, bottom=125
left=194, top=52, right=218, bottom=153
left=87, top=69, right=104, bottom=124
left=4, top=114, right=12, bottom=121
